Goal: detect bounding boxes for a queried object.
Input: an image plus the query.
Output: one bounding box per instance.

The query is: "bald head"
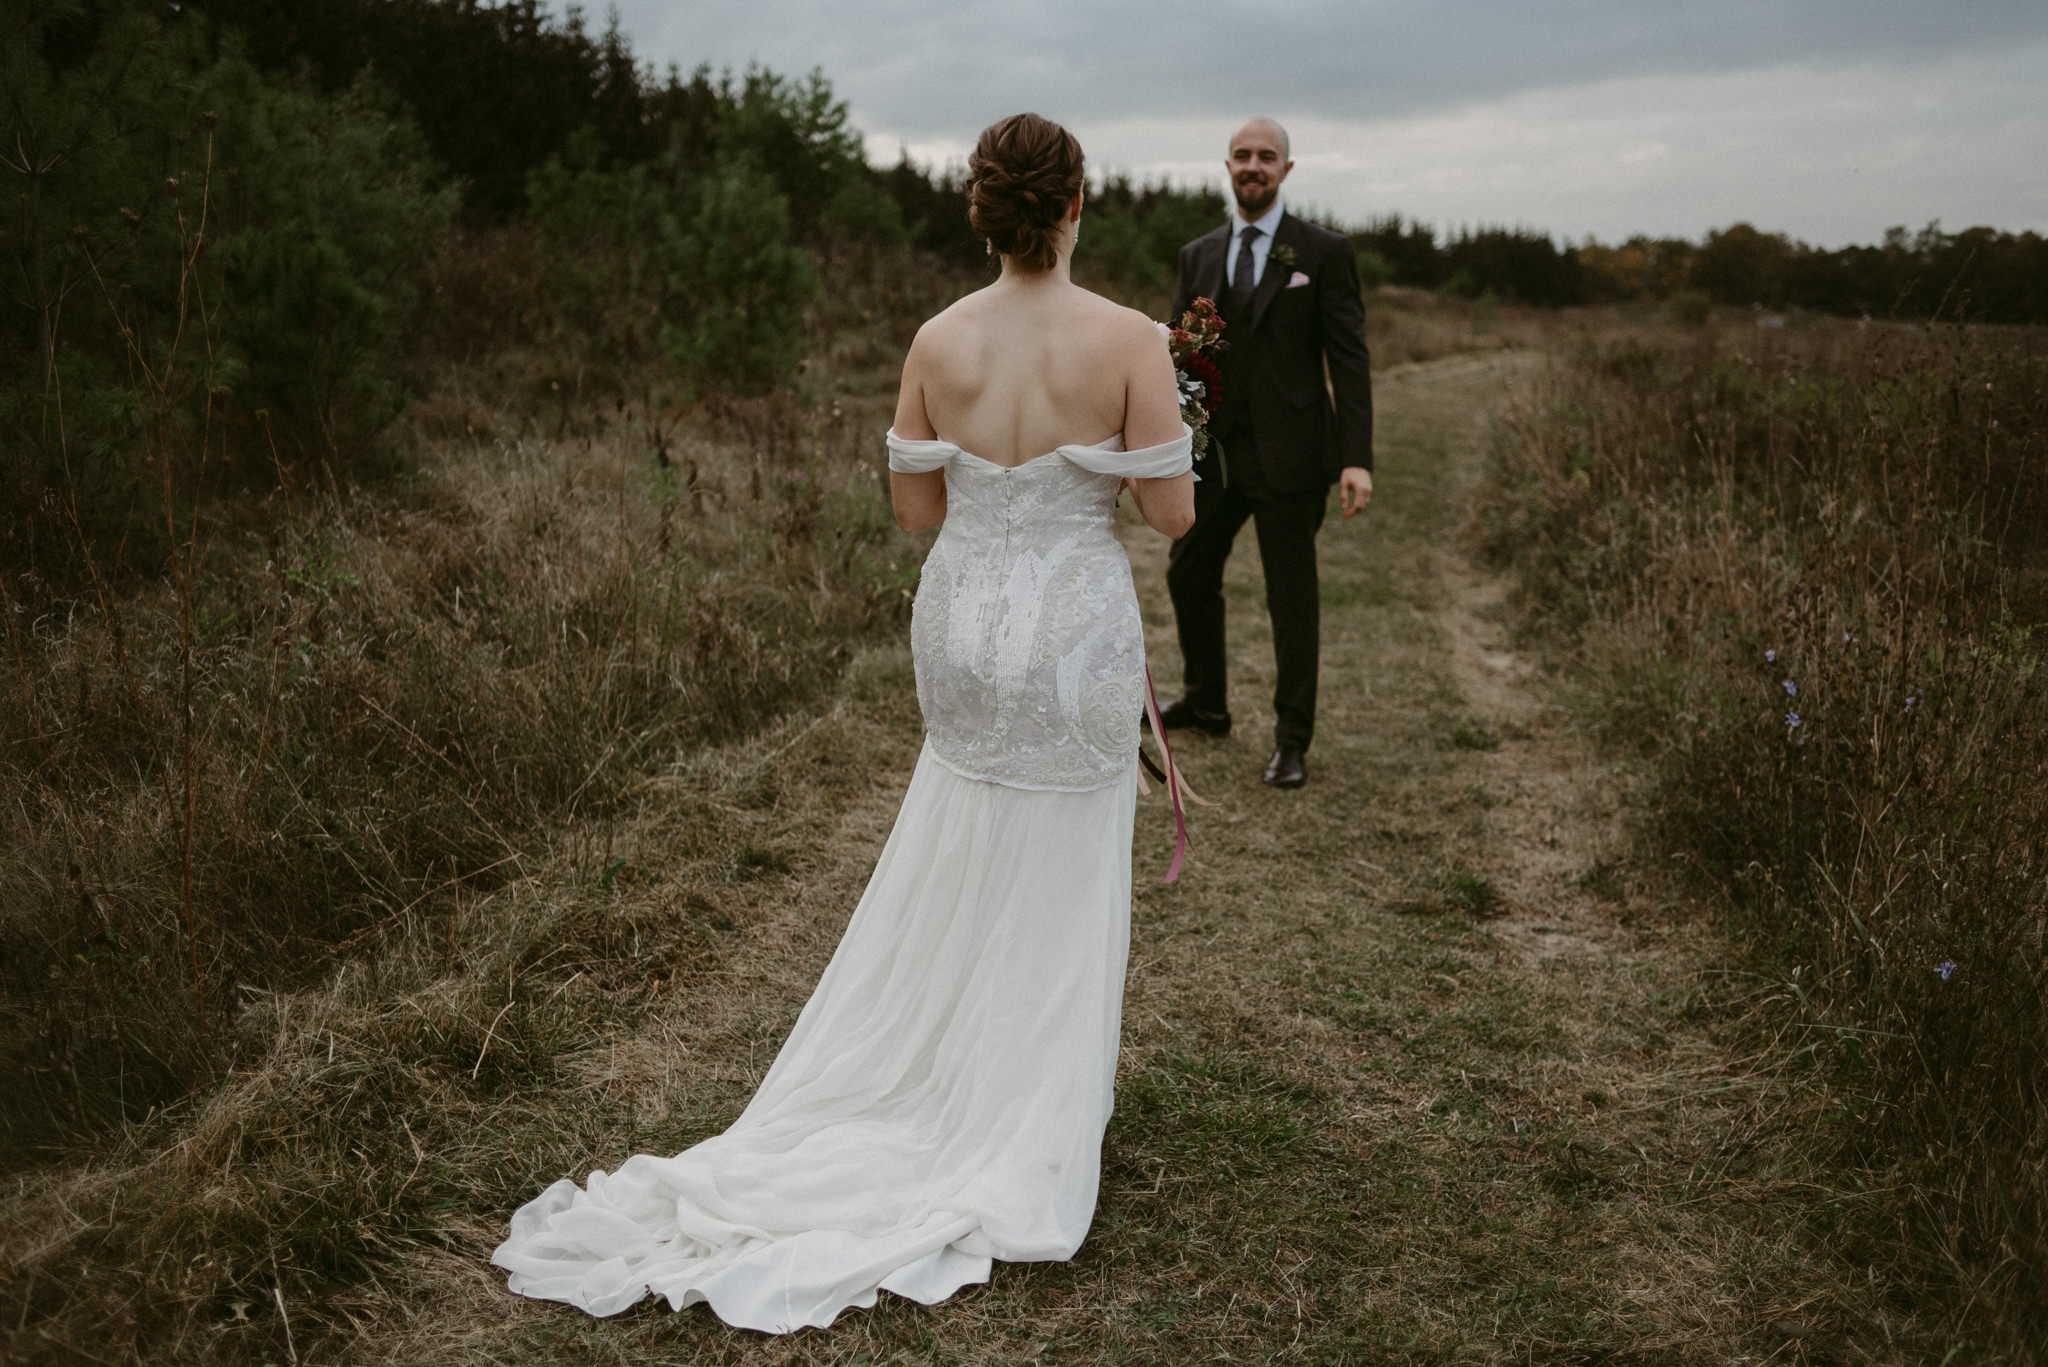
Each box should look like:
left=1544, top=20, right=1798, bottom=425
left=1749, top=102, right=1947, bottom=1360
left=1231, top=118, right=1290, bottom=161
left=1225, top=119, right=1294, bottom=219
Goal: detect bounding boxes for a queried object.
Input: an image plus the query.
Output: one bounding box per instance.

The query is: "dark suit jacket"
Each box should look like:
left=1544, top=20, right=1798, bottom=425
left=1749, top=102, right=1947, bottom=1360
left=1170, top=212, right=1374, bottom=492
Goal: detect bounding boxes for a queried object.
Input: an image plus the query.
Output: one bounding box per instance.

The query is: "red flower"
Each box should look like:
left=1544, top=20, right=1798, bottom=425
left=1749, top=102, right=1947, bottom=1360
left=1182, top=351, right=1223, bottom=413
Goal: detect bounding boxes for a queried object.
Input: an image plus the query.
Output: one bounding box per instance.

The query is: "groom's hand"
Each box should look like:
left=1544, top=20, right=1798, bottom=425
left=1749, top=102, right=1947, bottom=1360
left=1339, top=467, right=1373, bottom=518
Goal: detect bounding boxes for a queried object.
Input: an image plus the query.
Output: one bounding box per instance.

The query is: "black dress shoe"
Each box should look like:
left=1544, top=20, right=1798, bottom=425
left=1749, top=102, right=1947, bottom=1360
left=1263, top=747, right=1307, bottom=788
left=1155, top=700, right=1232, bottom=737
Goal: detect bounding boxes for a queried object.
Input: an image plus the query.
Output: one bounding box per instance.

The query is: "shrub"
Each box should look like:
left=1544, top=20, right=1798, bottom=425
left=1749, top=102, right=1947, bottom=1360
left=1, top=1, right=208, bottom=572
left=1079, top=176, right=1227, bottom=300
left=0, top=3, right=453, bottom=578
left=524, top=139, right=667, bottom=360
left=528, top=137, right=819, bottom=393
left=200, top=62, right=455, bottom=453
left=1667, top=288, right=1712, bottom=327
left=658, top=160, right=819, bottom=390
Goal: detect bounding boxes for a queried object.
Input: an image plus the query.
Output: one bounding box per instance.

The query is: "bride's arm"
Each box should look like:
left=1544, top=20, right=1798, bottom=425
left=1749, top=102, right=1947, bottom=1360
left=1121, top=315, right=1196, bottom=540
left=889, top=332, right=947, bottom=532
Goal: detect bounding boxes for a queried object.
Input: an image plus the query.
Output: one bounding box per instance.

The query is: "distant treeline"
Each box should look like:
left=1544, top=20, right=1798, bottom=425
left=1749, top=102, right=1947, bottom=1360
left=5, top=0, right=898, bottom=573
left=1339, top=216, right=2048, bottom=323
left=9, top=0, right=2046, bottom=554
left=160, top=0, right=2048, bottom=325
left=1577, top=221, right=2048, bottom=322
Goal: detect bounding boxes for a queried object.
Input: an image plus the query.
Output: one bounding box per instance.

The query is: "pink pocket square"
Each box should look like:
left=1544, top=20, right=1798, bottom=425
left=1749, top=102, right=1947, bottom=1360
left=1285, top=270, right=1312, bottom=289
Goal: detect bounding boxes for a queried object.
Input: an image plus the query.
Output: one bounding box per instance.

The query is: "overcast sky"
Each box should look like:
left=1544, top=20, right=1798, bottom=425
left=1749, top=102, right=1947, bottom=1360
left=597, top=1, right=2048, bottom=246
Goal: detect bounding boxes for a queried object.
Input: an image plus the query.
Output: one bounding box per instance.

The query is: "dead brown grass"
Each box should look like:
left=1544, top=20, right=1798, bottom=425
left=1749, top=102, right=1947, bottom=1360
left=0, top=305, right=928, bottom=1142
left=1, top=304, right=1950, bottom=1365
left=1476, top=316, right=2048, bottom=1359
left=1365, top=287, right=1564, bottom=367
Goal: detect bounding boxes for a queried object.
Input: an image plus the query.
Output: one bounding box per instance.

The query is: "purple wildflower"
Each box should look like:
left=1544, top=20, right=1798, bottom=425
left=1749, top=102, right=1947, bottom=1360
left=1937, top=960, right=1956, bottom=981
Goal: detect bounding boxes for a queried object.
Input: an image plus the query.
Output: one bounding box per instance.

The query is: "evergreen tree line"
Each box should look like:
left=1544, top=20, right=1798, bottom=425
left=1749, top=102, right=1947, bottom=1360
left=8, top=0, right=2046, bottom=576
left=1, top=0, right=908, bottom=576
left=190, top=0, right=2047, bottom=327
left=4, top=0, right=457, bottom=571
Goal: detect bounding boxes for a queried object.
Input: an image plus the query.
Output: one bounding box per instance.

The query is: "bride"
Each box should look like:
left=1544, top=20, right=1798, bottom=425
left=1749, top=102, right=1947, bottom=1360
left=492, top=112, right=1196, bottom=1334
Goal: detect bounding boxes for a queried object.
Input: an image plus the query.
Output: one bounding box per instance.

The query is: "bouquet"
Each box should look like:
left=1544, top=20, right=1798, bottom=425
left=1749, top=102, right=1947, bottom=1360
left=1158, top=297, right=1227, bottom=461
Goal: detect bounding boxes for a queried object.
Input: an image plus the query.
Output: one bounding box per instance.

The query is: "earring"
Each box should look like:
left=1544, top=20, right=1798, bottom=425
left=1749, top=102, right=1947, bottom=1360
left=985, top=239, right=994, bottom=257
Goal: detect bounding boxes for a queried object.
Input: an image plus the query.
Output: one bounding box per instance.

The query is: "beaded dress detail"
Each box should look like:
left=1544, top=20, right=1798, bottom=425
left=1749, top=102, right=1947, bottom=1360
left=887, top=427, right=1195, bottom=791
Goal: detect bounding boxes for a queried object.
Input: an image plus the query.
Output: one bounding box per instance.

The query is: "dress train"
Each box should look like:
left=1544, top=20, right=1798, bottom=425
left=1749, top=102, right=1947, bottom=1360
left=492, top=742, right=1137, bottom=1332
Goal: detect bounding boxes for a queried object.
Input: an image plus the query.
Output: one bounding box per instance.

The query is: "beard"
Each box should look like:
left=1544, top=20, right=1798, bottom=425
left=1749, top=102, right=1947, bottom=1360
left=1233, top=175, right=1277, bottom=216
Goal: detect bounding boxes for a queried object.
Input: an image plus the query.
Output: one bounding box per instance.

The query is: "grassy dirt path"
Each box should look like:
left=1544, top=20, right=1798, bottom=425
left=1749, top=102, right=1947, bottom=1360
left=361, top=352, right=1884, bottom=1365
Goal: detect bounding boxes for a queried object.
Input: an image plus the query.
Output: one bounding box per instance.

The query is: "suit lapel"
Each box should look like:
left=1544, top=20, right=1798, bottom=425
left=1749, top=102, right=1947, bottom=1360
left=1244, top=213, right=1301, bottom=337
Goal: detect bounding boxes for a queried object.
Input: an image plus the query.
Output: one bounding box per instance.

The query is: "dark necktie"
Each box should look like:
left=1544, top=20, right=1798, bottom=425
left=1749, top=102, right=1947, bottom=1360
left=1227, top=224, right=1261, bottom=317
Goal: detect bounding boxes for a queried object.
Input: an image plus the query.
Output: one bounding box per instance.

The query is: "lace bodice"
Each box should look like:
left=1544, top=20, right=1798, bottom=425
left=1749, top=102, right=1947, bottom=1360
left=888, top=427, right=1193, bottom=791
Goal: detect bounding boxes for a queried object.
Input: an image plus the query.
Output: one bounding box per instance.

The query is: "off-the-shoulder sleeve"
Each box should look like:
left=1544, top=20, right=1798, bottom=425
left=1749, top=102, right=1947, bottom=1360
left=885, top=429, right=957, bottom=473
left=1059, top=425, right=1194, bottom=480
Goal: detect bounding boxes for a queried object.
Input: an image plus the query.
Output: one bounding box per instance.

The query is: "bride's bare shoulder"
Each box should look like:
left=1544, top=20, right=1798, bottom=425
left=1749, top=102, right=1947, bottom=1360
left=1079, top=297, right=1170, bottom=360
left=1063, top=285, right=1135, bottom=321
left=1045, top=284, right=1142, bottom=336
left=911, top=287, right=1002, bottom=348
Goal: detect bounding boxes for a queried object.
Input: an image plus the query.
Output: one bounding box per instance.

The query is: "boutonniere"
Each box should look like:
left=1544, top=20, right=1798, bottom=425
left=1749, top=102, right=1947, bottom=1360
left=1268, top=243, right=1300, bottom=277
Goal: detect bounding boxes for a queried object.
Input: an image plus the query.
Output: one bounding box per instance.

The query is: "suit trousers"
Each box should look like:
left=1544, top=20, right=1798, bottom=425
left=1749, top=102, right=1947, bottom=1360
left=1166, top=468, right=1328, bottom=751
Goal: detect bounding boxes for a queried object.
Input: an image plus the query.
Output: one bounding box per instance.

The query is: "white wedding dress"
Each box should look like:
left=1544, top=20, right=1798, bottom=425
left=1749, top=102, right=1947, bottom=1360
left=492, top=425, right=1194, bottom=1333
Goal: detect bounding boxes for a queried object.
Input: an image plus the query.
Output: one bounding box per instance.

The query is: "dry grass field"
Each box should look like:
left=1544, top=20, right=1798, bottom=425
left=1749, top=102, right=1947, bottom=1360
left=3, top=302, right=2018, bottom=1364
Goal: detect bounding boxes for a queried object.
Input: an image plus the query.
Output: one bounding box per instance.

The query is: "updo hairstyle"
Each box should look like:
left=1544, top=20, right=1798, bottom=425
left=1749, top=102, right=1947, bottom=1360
left=967, top=113, right=1085, bottom=273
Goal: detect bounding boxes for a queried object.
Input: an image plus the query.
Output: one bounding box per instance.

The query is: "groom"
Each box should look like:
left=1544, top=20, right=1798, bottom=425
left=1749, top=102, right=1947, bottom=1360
left=1162, top=118, right=1375, bottom=789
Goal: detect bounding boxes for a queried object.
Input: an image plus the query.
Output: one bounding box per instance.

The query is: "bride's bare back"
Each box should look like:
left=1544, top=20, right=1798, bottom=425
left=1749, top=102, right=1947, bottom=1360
left=908, top=279, right=1177, bottom=466
left=891, top=267, right=1192, bottom=539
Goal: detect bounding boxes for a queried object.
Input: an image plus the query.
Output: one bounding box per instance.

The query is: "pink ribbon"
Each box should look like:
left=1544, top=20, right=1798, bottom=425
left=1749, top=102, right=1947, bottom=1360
left=1141, top=666, right=1212, bottom=883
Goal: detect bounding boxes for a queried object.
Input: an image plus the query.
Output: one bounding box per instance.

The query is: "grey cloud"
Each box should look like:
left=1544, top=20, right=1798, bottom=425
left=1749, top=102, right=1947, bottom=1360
left=611, top=0, right=2048, bottom=136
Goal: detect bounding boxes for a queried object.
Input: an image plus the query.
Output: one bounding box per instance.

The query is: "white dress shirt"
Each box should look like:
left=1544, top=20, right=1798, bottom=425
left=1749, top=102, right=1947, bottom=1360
left=1224, top=199, right=1286, bottom=290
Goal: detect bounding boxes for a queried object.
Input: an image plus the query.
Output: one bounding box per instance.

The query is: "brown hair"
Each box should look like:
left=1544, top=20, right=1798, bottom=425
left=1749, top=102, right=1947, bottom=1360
left=967, top=113, right=1085, bottom=273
